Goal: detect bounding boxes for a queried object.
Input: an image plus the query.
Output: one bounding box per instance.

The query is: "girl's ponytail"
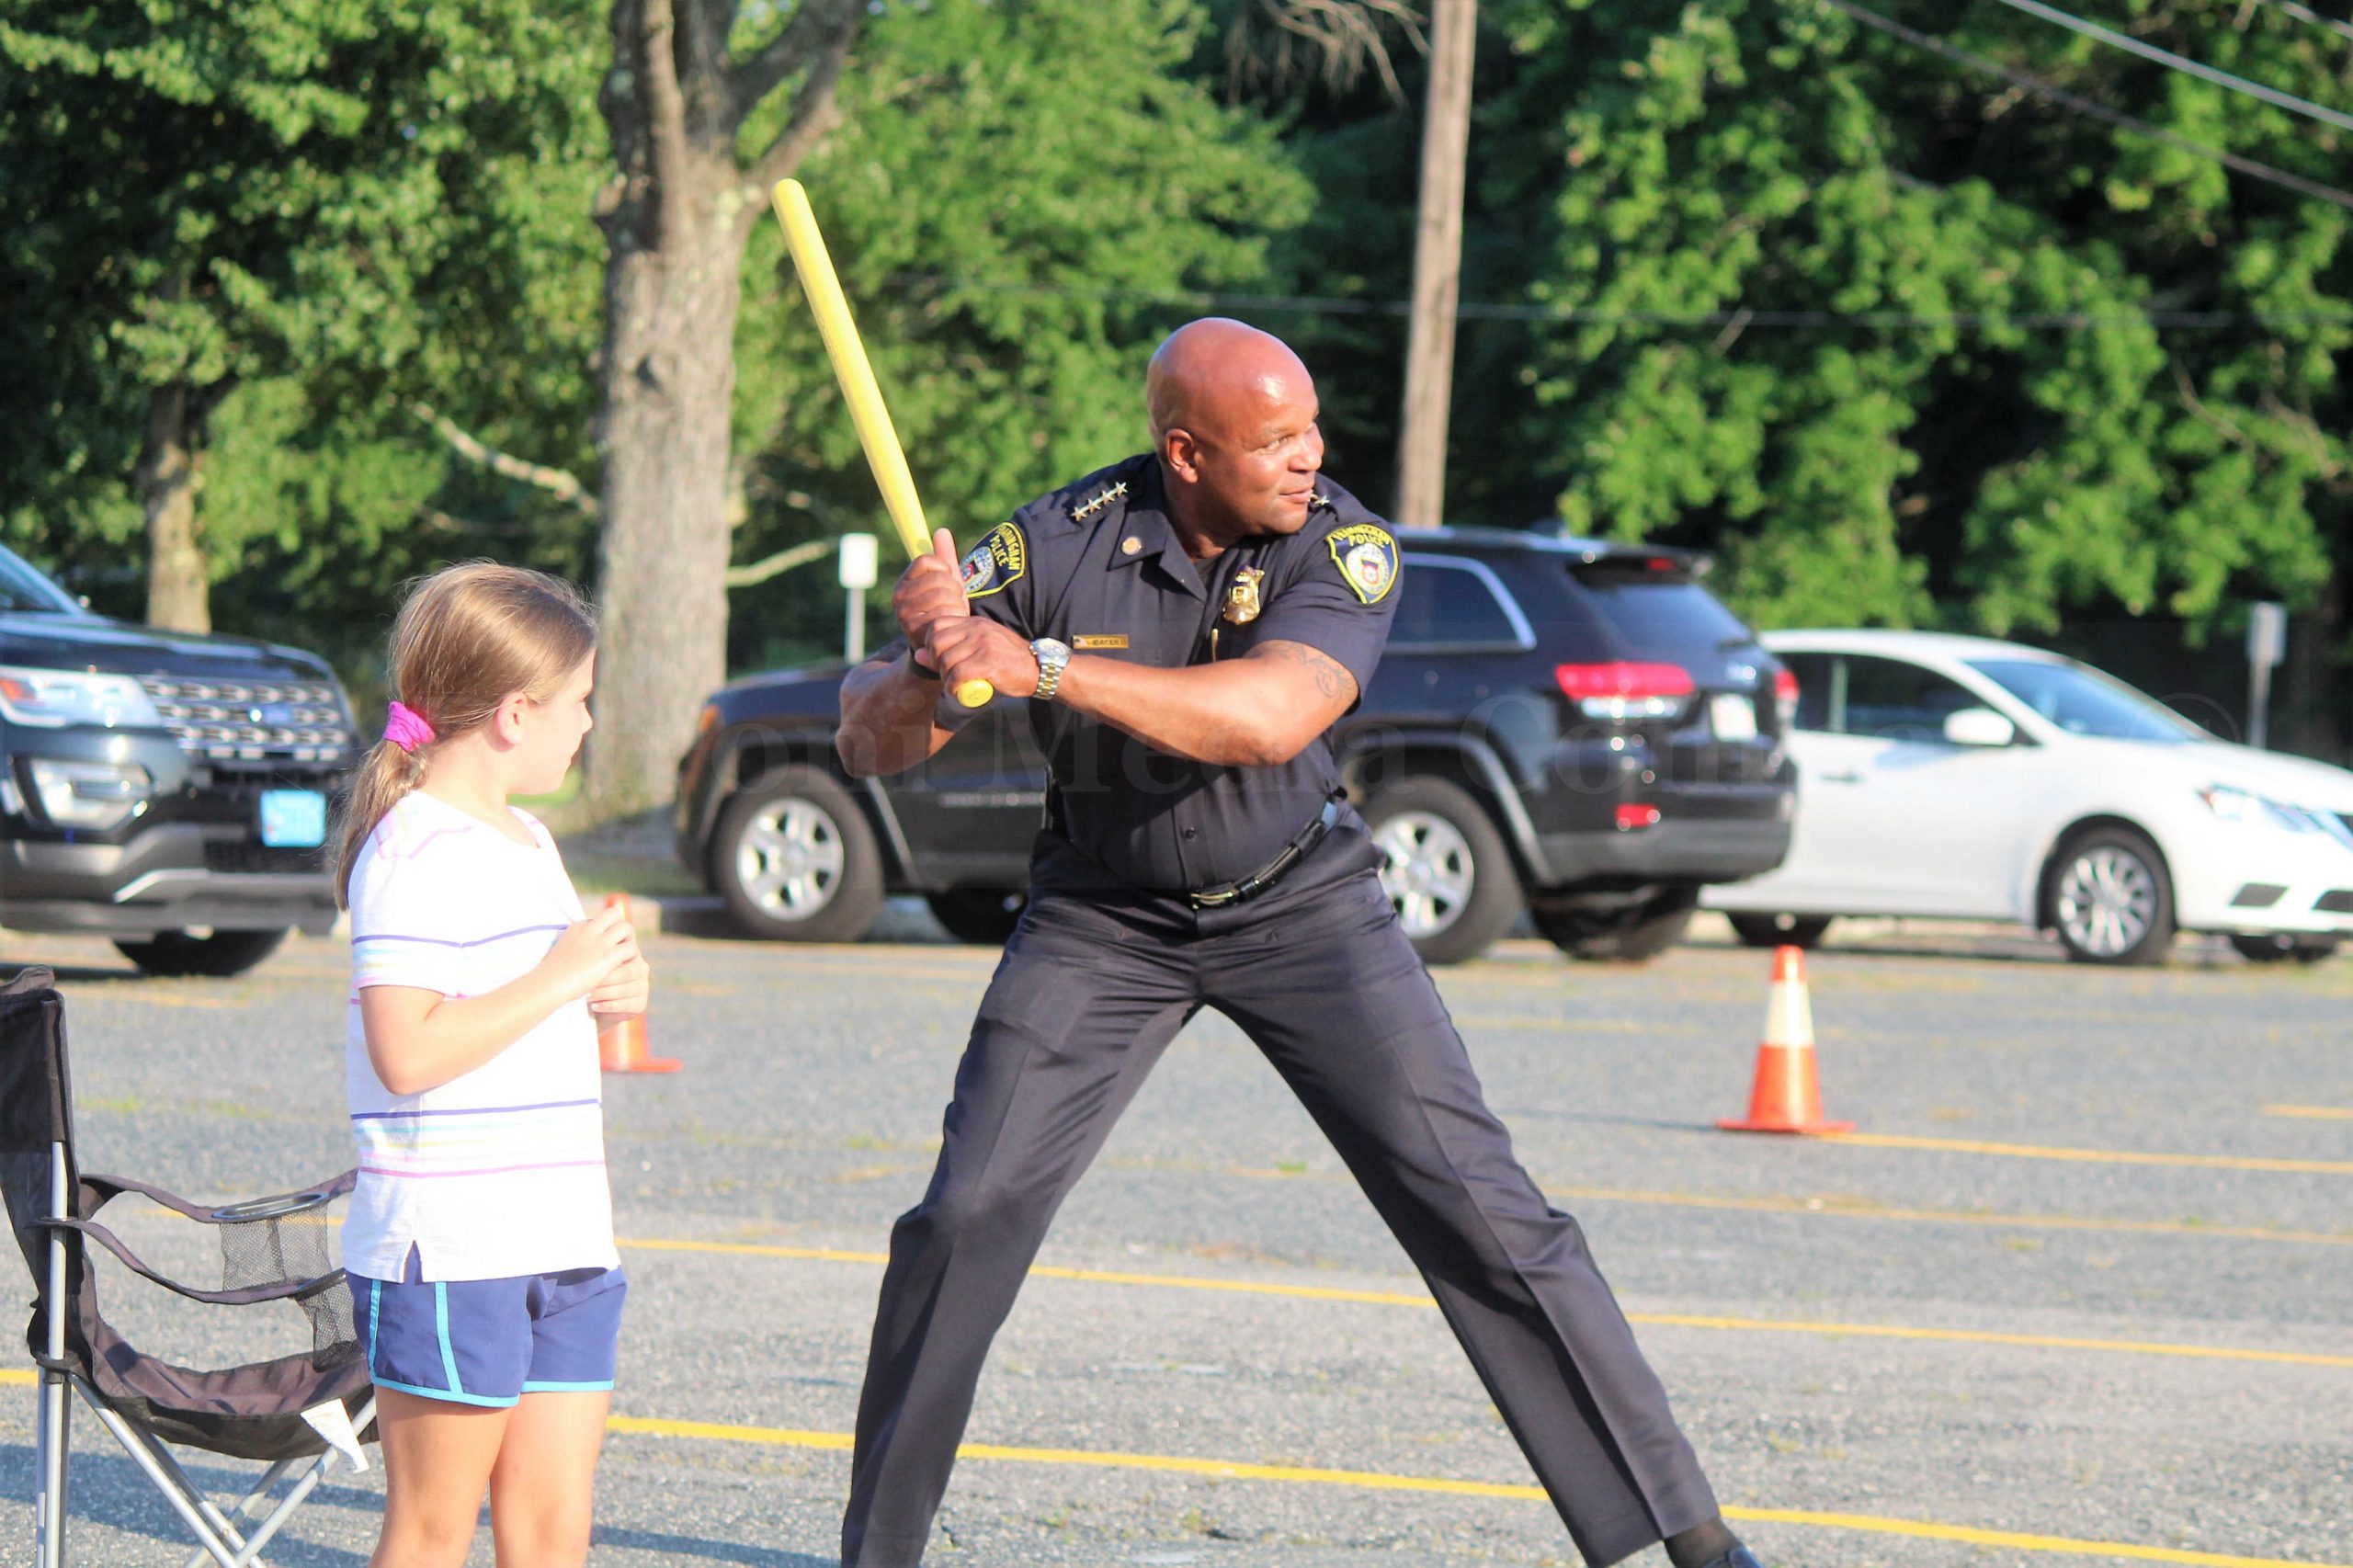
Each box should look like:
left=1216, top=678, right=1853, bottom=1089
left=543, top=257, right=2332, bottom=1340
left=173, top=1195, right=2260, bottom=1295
left=334, top=735, right=428, bottom=907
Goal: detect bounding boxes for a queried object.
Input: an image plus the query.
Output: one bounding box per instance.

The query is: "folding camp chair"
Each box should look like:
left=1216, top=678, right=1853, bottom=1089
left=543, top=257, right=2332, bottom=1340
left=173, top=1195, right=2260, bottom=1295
left=0, top=966, right=377, bottom=1566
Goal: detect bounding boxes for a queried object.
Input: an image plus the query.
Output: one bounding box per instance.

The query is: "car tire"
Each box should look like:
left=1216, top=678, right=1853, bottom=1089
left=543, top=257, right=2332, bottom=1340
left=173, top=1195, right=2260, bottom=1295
left=1726, top=913, right=1834, bottom=950
left=2044, top=825, right=2174, bottom=965
left=1362, top=776, right=1521, bottom=966
left=113, top=929, right=288, bottom=978
left=2229, top=933, right=2339, bottom=965
left=712, top=767, right=883, bottom=943
left=925, top=889, right=1027, bottom=945
left=1531, top=889, right=1699, bottom=963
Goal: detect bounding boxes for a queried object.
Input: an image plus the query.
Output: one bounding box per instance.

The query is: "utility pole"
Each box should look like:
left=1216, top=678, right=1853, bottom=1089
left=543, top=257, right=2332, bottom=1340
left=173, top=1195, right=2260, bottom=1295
left=1393, top=0, right=1478, bottom=529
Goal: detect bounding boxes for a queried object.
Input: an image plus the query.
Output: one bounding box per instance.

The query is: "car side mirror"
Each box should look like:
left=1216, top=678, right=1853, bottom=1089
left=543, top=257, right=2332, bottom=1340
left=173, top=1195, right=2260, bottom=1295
left=1943, top=707, right=2016, bottom=747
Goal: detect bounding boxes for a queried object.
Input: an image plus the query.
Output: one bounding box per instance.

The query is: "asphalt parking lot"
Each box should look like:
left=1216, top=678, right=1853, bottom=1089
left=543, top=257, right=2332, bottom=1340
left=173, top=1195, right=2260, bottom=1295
left=3, top=913, right=2347, bottom=1567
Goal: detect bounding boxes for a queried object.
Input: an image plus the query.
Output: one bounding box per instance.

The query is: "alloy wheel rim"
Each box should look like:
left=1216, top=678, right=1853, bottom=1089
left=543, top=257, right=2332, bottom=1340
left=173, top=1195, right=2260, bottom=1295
left=2055, top=846, right=2155, bottom=957
left=735, top=798, right=845, bottom=918
left=1372, top=811, right=1475, bottom=937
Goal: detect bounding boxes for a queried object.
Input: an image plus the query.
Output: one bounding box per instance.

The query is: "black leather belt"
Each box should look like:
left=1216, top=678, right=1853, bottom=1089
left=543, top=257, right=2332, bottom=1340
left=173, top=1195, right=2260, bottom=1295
left=1188, top=794, right=1345, bottom=909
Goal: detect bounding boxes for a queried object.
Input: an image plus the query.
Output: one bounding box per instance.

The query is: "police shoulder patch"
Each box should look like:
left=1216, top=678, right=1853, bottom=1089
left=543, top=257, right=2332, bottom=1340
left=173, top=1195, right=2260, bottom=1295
left=960, top=521, right=1027, bottom=599
left=1324, top=522, right=1398, bottom=605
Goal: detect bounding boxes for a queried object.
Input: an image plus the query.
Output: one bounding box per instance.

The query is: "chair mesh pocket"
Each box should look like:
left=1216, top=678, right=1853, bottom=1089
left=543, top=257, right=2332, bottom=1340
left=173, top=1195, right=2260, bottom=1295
left=99, top=1188, right=360, bottom=1371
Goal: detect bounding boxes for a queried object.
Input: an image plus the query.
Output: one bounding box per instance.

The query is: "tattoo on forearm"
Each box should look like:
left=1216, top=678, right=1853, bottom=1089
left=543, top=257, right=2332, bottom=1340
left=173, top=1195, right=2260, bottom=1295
left=1259, top=641, right=1356, bottom=706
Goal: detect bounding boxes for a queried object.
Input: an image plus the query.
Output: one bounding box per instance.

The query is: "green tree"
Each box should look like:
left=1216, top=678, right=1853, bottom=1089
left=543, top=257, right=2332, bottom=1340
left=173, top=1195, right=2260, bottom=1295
left=586, top=0, right=1310, bottom=807
left=1478, top=0, right=2347, bottom=645
left=0, top=0, right=606, bottom=631
left=723, top=0, right=1312, bottom=673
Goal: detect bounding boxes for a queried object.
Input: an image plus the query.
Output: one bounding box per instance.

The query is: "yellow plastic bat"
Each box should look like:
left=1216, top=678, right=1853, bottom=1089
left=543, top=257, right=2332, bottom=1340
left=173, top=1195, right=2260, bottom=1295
left=770, top=179, right=992, bottom=708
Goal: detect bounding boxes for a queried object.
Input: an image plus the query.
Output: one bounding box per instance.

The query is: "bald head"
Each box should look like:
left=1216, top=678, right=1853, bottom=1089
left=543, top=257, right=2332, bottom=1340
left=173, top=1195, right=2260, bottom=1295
left=1146, top=318, right=1313, bottom=445
left=1146, top=319, right=1326, bottom=546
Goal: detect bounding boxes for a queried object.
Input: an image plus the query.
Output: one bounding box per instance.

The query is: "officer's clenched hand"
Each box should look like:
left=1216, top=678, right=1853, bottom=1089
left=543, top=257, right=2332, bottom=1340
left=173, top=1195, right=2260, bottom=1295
left=927, top=617, right=1040, bottom=699
left=894, top=528, right=969, bottom=671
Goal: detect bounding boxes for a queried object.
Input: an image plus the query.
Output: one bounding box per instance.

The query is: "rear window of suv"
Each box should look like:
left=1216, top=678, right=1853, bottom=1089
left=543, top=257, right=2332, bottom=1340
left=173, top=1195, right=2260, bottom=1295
left=1569, top=574, right=1754, bottom=661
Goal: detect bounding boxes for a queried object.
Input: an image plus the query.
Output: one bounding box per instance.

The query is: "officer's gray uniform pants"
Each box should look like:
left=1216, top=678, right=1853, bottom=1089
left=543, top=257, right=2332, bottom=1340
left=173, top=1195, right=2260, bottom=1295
left=842, top=869, right=1721, bottom=1567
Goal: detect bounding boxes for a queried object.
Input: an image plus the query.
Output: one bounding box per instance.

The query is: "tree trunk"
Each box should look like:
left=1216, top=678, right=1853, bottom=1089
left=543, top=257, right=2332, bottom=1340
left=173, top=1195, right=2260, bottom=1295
left=137, top=381, right=210, bottom=632
left=583, top=0, right=859, bottom=822
left=590, top=152, right=745, bottom=818
left=1392, top=0, right=1477, bottom=528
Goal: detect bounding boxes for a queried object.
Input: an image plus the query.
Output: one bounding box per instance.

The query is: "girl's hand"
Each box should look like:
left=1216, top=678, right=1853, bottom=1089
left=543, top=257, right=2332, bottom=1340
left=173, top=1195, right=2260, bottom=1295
left=541, top=906, right=635, bottom=1000
left=588, top=945, right=651, bottom=1017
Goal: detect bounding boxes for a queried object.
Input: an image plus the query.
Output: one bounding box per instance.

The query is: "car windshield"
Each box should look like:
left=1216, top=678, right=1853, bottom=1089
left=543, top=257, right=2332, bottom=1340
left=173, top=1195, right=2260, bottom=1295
left=0, top=545, right=88, bottom=615
left=1965, top=657, right=2203, bottom=743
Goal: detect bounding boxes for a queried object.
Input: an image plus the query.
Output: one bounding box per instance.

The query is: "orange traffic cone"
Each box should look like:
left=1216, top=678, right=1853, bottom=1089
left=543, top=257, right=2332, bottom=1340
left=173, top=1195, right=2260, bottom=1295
left=597, top=893, right=678, bottom=1074
left=1719, top=946, right=1849, bottom=1135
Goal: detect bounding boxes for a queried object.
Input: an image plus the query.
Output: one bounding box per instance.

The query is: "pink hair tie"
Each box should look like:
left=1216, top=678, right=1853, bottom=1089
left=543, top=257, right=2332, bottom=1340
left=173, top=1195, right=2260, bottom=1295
left=384, top=700, right=436, bottom=754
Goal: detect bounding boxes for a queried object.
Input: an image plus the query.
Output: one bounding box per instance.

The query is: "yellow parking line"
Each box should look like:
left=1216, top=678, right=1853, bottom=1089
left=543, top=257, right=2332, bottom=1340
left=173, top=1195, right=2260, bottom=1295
left=606, top=1415, right=2349, bottom=1568
left=1204, top=1165, right=2352, bottom=1246
left=614, top=1239, right=2352, bottom=1369
left=1540, top=1183, right=2353, bottom=1246
left=1, top=1368, right=29, bottom=1386
left=1825, top=1131, right=2353, bottom=1176
left=2265, top=1105, right=2353, bottom=1120
left=1628, top=1314, right=2353, bottom=1369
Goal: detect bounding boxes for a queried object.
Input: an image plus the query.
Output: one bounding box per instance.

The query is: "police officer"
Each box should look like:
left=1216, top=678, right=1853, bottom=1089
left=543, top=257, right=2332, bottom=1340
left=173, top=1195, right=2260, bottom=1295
left=833, top=319, right=1764, bottom=1568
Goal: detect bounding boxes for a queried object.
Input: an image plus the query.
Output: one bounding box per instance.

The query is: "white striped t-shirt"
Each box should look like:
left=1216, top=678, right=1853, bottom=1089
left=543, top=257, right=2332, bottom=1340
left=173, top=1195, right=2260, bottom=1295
left=341, top=790, right=618, bottom=1283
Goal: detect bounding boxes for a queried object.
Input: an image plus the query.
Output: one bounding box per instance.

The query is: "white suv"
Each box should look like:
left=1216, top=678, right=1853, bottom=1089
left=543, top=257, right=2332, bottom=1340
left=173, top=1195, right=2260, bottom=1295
left=1703, top=630, right=2353, bottom=965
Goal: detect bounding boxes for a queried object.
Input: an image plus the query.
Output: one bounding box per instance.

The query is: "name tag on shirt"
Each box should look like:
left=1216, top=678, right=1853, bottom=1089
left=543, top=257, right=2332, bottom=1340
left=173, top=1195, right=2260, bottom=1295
left=1071, top=634, right=1129, bottom=651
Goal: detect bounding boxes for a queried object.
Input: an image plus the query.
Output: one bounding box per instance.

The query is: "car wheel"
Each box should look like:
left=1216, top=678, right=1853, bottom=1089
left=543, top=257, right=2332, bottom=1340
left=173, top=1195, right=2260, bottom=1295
left=2229, top=933, right=2339, bottom=965
left=712, top=767, right=883, bottom=942
left=1531, top=889, right=1699, bottom=963
left=113, top=929, right=288, bottom=978
left=1726, top=913, right=1834, bottom=950
left=1362, top=776, right=1521, bottom=965
left=2045, top=826, right=2173, bottom=965
left=925, top=889, right=1027, bottom=945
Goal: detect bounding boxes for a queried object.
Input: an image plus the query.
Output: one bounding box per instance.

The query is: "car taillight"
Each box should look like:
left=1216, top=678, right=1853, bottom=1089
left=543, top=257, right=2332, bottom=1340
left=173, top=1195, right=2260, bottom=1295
left=1773, top=667, right=1799, bottom=726
left=1614, top=803, right=1661, bottom=832
left=1554, top=662, right=1696, bottom=722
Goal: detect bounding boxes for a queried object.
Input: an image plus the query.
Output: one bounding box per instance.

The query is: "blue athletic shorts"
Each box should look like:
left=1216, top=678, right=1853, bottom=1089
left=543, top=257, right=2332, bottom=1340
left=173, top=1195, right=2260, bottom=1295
left=356, top=1247, right=627, bottom=1408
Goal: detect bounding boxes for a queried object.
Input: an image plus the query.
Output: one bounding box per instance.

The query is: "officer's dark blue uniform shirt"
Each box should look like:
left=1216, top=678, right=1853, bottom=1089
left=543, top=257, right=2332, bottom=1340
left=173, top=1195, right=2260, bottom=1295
left=893, top=453, right=1400, bottom=894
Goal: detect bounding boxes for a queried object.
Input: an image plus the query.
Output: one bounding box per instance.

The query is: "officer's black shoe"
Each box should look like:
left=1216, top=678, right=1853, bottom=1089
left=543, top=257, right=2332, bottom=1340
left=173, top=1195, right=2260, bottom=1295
left=1694, top=1549, right=1767, bottom=1568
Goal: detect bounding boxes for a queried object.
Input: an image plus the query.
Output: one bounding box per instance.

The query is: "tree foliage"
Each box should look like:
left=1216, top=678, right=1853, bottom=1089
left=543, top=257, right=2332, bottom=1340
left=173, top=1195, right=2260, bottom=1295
left=724, top=0, right=1312, bottom=667
left=1475, top=0, right=2350, bottom=642
left=0, top=0, right=607, bottom=642
left=5, top=0, right=2350, bottom=768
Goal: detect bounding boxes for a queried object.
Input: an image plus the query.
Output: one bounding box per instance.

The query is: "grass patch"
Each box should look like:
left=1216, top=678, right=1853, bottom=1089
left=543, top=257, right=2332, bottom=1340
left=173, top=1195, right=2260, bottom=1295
left=559, top=849, right=703, bottom=899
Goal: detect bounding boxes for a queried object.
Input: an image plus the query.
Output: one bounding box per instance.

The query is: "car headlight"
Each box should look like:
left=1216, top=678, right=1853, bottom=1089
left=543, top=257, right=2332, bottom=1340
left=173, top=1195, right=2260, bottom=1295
left=0, top=667, right=163, bottom=730
left=2199, top=784, right=2320, bottom=834
left=27, top=759, right=152, bottom=831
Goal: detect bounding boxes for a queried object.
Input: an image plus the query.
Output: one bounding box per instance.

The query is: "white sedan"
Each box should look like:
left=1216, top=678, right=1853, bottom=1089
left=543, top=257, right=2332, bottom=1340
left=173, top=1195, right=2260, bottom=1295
left=1703, top=630, right=2353, bottom=964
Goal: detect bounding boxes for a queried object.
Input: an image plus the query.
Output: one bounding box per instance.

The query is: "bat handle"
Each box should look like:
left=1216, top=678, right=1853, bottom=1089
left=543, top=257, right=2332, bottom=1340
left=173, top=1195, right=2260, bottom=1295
left=953, top=679, right=995, bottom=708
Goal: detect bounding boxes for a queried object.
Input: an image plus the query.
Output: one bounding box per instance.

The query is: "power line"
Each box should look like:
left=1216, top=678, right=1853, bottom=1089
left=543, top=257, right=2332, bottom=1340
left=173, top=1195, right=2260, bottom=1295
left=1819, top=0, right=2353, bottom=210
left=2245, top=0, right=2353, bottom=47
left=1983, top=0, right=2353, bottom=132
left=887, top=272, right=2353, bottom=331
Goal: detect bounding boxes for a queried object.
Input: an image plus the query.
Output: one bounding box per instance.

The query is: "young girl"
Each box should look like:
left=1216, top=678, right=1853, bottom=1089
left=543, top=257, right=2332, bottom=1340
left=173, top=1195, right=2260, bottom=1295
left=335, top=563, right=650, bottom=1568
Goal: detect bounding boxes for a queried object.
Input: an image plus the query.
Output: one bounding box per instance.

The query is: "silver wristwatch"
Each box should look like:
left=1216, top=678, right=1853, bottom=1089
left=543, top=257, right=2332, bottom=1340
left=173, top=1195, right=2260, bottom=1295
left=1029, top=637, right=1072, bottom=701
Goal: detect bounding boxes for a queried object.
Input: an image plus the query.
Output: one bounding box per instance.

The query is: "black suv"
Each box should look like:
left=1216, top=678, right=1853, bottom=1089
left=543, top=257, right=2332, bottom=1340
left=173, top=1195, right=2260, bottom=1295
left=0, top=544, right=356, bottom=974
left=676, top=528, right=1795, bottom=964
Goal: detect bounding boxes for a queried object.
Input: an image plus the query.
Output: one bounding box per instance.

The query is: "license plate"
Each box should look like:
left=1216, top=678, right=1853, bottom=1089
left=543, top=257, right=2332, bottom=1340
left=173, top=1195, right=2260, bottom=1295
left=259, top=790, right=327, bottom=848
left=1710, top=692, right=1759, bottom=742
